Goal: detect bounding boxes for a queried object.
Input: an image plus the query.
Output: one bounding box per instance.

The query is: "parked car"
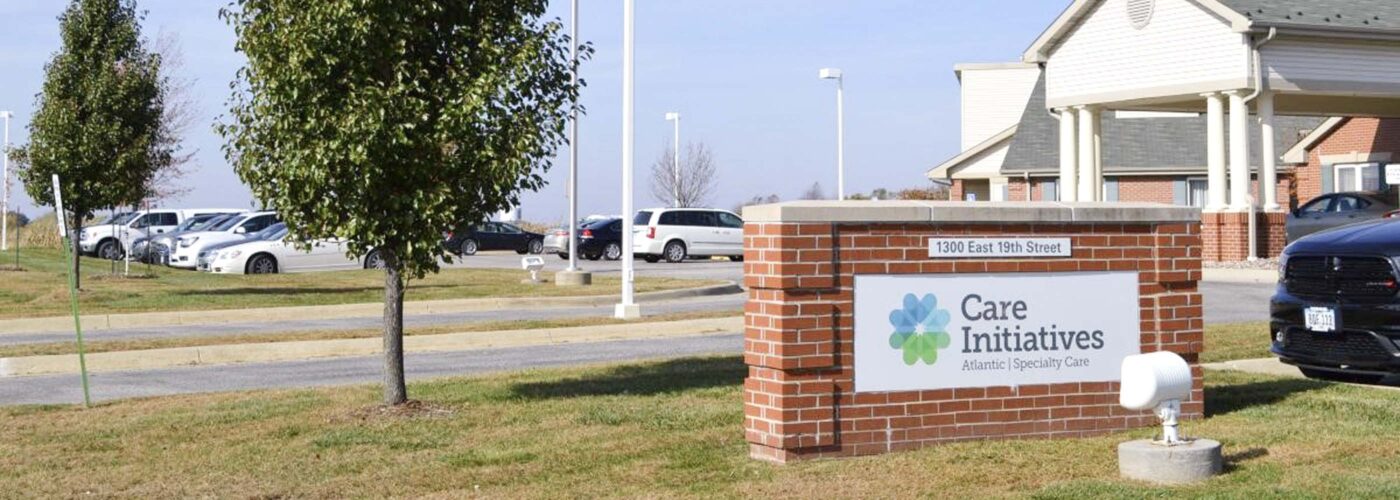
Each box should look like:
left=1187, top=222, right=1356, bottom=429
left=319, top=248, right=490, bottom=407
left=132, top=213, right=239, bottom=263
left=196, top=223, right=290, bottom=271
left=1272, top=218, right=1400, bottom=384
left=205, top=224, right=385, bottom=274
left=1286, top=192, right=1396, bottom=243
left=543, top=216, right=622, bottom=259
left=446, top=221, right=544, bottom=256
left=168, top=211, right=281, bottom=269
left=547, top=218, right=625, bottom=261
left=79, top=208, right=243, bottom=260
left=632, top=208, right=744, bottom=263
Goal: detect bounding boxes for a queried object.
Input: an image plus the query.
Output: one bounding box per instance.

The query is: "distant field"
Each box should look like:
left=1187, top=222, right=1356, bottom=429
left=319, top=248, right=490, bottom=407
left=0, top=249, right=712, bottom=319
left=1, top=358, right=1397, bottom=497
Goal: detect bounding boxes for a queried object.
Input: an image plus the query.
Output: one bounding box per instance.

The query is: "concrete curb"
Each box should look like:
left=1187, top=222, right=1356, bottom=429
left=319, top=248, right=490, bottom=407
left=1202, top=268, right=1277, bottom=284
left=0, top=281, right=744, bottom=336
left=0, top=316, right=743, bottom=377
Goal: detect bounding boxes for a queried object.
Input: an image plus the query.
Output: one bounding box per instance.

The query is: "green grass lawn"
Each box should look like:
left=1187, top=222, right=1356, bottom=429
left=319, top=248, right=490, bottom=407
left=1203, top=322, right=1270, bottom=363
left=1, top=357, right=1396, bottom=497
left=0, top=248, right=712, bottom=319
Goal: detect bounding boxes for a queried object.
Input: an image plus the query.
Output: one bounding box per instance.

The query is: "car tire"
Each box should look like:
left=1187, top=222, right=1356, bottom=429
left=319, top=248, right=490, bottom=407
left=528, top=239, right=544, bottom=254
left=604, top=242, right=622, bottom=261
left=643, top=255, right=661, bottom=263
left=728, top=255, right=744, bottom=262
left=364, top=250, right=386, bottom=270
left=1300, top=368, right=1385, bottom=385
left=247, top=254, right=279, bottom=274
left=459, top=239, right=478, bottom=256
left=557, top=252, right=570, bottom=260
left=96, top=239, right=124, bottom=261
left=663, top=241, right=687, bottom=263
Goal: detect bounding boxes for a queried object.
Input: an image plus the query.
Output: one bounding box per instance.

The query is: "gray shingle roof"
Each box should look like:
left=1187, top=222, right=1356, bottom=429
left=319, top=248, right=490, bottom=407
left=1001, top=73, right=1326, bottom=175
left=1220, top=0, right=1400, bottom=32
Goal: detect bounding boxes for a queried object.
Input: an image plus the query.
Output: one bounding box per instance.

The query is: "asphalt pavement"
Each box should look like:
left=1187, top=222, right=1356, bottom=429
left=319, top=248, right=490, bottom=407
left=446, top=251, right=744, bottom=282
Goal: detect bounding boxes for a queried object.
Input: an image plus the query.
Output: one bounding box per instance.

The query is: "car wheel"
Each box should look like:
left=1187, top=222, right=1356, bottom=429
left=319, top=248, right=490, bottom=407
left=663, top=241, right=687, bottom=263
left=728, top=255, right=744, bottom=262
left=644, top=255, right=661, bottom=263
left=1300, top=368, right=1385, bottom=385
left=557, top=252, right=570, bottom=260
left=247, top=254, right=279, bottom=274
left=96, top=240, right=124, bottom=261
left=459, top=239, right=478, bottom=256
left=364, top=250, right=386, bottom=270
left=604, top=242, right=622, bottom=261
left=528, top=239, right=544, bottom=254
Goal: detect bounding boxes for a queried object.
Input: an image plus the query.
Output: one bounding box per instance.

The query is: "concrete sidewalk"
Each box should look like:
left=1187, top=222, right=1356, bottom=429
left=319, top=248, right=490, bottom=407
left=0, top=316, right=742, bottom=377
left=0, top=281, right=743, bottom=336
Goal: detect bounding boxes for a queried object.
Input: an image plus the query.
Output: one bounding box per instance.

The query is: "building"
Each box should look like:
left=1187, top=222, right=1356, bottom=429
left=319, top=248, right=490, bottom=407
left=933, top=0, right=1400, bottom=261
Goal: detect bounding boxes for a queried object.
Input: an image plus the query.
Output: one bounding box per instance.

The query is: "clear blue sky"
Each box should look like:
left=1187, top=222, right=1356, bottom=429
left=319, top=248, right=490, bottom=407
left=0, top=0, right=1067, bottom=221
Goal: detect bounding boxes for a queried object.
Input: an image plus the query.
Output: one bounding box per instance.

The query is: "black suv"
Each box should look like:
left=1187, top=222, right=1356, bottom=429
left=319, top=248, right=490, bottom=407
left=1271, top=218, right=1400, bottom=384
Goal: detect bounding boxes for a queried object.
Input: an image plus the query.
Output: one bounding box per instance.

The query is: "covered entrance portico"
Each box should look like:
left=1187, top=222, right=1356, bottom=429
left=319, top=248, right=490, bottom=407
left=1026, top=0, right=1400, bottom=261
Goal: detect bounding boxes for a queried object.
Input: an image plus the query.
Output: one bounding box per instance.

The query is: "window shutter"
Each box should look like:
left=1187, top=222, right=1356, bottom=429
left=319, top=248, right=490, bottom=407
left=1105, top=178, right=1120, bottom=202
left=1172, top=179, right=1188, bottom=206
left=1321, top=165, right=1335, bottom=194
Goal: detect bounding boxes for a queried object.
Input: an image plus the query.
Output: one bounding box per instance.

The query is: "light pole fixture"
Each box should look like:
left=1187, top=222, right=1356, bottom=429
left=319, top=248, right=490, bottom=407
left=664, top=112, right=680, bottom=207
left=615, top=0, right=640, bottom=319
left=818, top=68, right=845, bottom=200
left=566, top=0, right=581, bottom=273
left=1, top=111, right=11, bottom=252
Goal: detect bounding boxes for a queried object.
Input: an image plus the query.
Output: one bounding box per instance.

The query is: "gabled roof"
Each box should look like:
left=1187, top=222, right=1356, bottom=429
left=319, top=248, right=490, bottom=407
left=1281, top=117, right=1345, bottom=164
left=926, top=125, right=1016, bottom=179
left=999, top=73, right=1326, bottom=174
left=1025, top=0, right=1400, bottom=63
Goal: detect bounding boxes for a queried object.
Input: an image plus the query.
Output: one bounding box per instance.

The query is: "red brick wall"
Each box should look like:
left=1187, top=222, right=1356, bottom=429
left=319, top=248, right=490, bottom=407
left=742, top=221, right=1204, bottom=462
left=1116, top=176, right=1177, bottom=204
left=1296, top=117, right=1400, bottom=204
left=1007, top=178, right=1050, bottom=202
left=950, top=180, right=965, bottom=202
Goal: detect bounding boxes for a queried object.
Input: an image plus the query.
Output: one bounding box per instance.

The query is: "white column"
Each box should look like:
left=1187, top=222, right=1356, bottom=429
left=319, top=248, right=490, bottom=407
left=1258, top=91, right=1279, bottom=211
left=1077, top=106, right=1098, bottom=202
left=1203, top=93, right=1227, bottom=212
left=1091, top=108, right=1104, bottom=200
left=1227, top=90, right=1251, bottom=212
left=615, top=0, right=639, bottom=319
left=1058, top=108, right=1078, bottom=202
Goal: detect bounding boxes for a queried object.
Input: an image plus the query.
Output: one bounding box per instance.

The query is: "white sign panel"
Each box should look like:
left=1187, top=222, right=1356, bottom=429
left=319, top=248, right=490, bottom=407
left=853, top=272, right=1141, bottom=393
left=1387, top=165, right=1400, bottom=186
left=928, top=238, right=1071, bottom=258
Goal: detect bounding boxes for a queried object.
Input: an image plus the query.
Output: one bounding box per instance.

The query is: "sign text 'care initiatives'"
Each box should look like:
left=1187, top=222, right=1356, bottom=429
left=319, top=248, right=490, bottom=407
left=928, top=237, right=1071, bottom=258
left=852, top=272, right=1141, bottom=393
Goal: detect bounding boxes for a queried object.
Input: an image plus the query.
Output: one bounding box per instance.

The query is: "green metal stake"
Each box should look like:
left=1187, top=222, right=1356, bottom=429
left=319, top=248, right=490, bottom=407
left=52, top=175, right=91, bottom=407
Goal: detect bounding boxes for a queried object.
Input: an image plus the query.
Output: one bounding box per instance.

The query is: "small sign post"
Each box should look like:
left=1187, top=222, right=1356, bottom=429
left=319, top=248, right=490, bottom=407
left=53, top=174, right=92, bottom=407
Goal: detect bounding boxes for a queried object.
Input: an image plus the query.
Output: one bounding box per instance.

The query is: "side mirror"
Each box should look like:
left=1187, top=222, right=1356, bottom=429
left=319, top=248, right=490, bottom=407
left=234, top=227, right=247, bottom=235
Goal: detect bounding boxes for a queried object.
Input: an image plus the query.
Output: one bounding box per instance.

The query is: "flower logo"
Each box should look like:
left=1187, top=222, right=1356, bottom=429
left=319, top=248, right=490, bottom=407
left=888, top=293, right=952, bottom=366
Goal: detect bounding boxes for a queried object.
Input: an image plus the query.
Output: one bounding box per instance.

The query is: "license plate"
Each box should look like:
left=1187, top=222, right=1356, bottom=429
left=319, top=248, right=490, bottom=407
left=1304, top=306, right=1337, bottom=333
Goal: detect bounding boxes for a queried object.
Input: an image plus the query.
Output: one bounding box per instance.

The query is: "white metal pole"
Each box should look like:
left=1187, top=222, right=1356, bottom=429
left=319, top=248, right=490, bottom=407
left=1, top=111, right=10, bottom=251
left=566, top=0, right=580, bottom=272
left=836, top=77, right=845, bottom=200
left=672, top=114, right=680, bottom=207
left=615, top=0, right=638, bottom=319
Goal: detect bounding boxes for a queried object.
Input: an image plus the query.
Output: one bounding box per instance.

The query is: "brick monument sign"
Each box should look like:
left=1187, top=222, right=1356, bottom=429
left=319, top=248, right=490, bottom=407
left=741, top=201, right=1204, bottom=463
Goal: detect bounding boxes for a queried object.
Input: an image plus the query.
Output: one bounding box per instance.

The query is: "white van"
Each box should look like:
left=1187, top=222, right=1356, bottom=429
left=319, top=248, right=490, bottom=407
left=79, top=208, right=246, bottom=260
left=632, top=208, right=744, bottom=263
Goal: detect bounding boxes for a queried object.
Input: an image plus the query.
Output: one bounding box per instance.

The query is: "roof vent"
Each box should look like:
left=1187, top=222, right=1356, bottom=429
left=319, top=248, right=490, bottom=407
left=1127, top=0, right=1155, bottom=30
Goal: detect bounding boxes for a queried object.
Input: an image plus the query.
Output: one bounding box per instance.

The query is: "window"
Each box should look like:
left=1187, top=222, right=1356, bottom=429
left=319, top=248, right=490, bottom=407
left=678, top=211, right=717, bottom=227
left=1299, top=196, right=1331, bottom=215
left=156, top=213, right=179, bottom=226
left=1333, top=196, right=1370, bottom=213
left=241, top=215, right=278, bottom=233
left=1334, top=163, right=1382, bottom=193
left=658, top=211, right=680, bottom=225
left=498, top=223, right=522, bottom=234
left=1186, top=179, right=1208, bottom=208
left=634, top=211, right=653, bottom=226
left=718, top=212, right=743, bottom=229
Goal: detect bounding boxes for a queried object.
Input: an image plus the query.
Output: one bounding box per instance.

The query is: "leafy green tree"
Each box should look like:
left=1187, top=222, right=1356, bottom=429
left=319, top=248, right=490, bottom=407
left=12, top=0, right=168, bottom=288
left=220, top=0, right=583, bottom=405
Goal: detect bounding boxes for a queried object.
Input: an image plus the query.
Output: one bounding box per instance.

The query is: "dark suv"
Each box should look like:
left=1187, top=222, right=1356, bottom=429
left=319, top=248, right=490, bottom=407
left=1271, top=218, right=1400, bottom=384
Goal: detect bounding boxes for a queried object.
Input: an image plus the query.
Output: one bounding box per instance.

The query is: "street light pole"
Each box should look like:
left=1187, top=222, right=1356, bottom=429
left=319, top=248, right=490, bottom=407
left=665, top=112, right=680, bottom=207
left=566, top=0, right=580, bottom=273
left=1, top=111, right=10, bottom=251
left=818, top=69, right=845, bottom=200
left=615, top=0, right=640, bottom=319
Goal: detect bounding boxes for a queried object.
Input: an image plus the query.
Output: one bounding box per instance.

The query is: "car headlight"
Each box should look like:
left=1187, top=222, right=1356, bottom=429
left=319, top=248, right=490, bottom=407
left=180, top=237, right=198, bottom=248
left=222, top=250, right=242, bottom=260
left=80, top=230, right=88, bottom=240
left=1278, top=254, right=1289, bottom=283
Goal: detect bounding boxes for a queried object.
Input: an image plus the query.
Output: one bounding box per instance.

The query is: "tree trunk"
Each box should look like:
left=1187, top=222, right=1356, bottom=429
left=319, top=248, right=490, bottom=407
left=382, top=249, right=407, bottom=406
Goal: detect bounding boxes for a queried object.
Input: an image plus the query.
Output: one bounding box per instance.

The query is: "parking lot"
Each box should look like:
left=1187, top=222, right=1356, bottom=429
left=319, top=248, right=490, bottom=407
left=445, top=251, right=745, bottom=283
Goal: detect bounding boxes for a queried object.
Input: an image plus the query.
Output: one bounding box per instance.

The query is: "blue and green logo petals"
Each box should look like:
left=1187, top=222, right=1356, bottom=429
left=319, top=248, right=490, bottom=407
left=887, top=293, right=952, bottom=366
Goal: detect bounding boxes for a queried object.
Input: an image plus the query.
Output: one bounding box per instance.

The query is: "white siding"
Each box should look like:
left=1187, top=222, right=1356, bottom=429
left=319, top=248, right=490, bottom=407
left=959, top=66, right=1040, bottom=149
left=1046, top=0, right=1248, bottom=108
left=1265, top=40, right=1400, bottom=94
left=949, top=141, right=1009, bottom=180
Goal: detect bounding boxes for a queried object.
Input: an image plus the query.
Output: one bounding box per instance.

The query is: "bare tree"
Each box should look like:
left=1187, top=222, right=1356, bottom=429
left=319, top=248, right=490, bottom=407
left=649, top=142, right=718, bottom=208
left=146, top=30, right=197, bottom=203
left=801, top=182, right=825, bottom=200
left=732, top=193, right=780, bottom=213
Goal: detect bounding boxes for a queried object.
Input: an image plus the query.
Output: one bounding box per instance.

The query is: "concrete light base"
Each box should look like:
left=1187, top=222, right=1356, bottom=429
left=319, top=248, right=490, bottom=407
left=1119, top=439, right=1223, bottom=485
left=614, top=303, right=641, bottom=320
left=554, top=270, right=593, bottom=287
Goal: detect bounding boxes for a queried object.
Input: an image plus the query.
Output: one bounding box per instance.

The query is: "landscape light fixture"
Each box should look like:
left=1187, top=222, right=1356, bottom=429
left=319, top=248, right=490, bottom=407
left=1117, top=351, right=1222, bottom=484
left=665, top=112, right=680, bottom=207
left=818, top=68, right=845, bottom=200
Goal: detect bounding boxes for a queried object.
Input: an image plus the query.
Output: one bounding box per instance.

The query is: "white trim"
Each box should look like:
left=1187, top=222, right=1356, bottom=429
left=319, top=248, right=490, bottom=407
left=927, top=125, right=1016, bottom=179
left=1023, top=0, right=1250, bottom=63
left=1332, top=162, right=1384, bottom=193
left=1319, top=152, right=1393, bottom=165
left=1281, top=117, right=1346, bottom=164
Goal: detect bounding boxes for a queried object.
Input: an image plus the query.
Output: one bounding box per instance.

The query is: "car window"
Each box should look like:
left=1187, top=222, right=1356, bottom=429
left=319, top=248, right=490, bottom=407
left=157, top=213, right=179, bottom=226
left=241, top=215, right=276, bottom=233
left=678, top=211, right=716, bottom=227
left=1299, top=197, right=1332, bottom=214
left=1333, top=196, right=1362, bottom=212
left=634, top=211, right=653, bottom=226
left=498, top=223, right=522, bottom=234
left=212, top=215, right=248, bottom=231
left=718, top=212, right=743, bottom=229
left=609, top=220, right=622, bottom=233
left=657, top=211, right=679, bottom=225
